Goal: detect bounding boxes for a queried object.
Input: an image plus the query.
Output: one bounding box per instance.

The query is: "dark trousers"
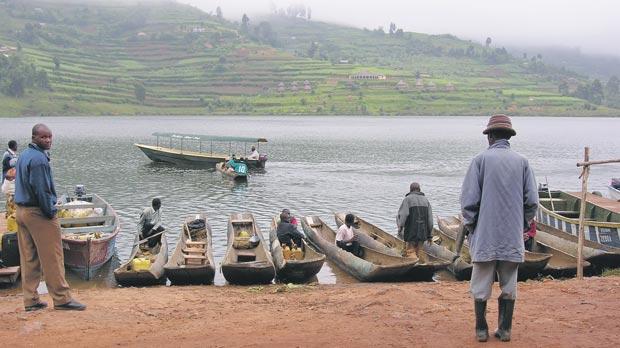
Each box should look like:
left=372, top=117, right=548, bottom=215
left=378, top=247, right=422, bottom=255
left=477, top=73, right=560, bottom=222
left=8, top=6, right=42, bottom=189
left=524, top=238, right=534, bottom=251
left=141, top=224, right=164, bottom=248
left=337, top=240, right=364, bottom=258
left=278, top=233, right=302, bottom=248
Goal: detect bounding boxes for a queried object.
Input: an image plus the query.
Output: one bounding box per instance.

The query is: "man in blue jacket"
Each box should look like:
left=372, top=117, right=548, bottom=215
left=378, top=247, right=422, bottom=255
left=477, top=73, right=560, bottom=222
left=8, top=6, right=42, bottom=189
left=14, top=124, right=86, bottom=311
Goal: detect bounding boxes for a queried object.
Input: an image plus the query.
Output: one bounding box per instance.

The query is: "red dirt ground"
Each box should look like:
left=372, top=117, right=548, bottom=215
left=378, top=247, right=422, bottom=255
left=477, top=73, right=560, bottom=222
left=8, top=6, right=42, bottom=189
left=1, top=276, right=619, bottom=347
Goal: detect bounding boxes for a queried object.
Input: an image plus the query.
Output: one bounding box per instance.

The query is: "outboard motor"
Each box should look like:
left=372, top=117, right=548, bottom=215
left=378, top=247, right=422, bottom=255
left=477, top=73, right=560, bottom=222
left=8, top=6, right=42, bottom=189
left=74, top=184, right=86, bottom=197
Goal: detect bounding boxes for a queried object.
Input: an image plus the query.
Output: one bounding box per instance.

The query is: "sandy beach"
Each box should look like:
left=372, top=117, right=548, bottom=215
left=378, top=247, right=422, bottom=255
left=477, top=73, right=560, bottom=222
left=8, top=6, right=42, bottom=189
left=1, top=276, right=619, bottom=347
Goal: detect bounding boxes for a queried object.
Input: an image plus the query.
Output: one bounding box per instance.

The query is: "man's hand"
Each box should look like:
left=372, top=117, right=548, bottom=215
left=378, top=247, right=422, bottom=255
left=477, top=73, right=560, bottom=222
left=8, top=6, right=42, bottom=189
left=523, top=233, right=530, bottom=242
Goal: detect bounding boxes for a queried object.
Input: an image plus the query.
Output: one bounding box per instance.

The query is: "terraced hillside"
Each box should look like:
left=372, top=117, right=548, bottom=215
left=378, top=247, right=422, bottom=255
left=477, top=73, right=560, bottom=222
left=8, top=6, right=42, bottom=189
left=0, top=0, right=617, bottom=116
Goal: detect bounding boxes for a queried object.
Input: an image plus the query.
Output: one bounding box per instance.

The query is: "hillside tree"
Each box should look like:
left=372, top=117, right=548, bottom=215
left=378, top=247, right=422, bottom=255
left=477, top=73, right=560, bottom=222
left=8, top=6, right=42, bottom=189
left=53, top=56, right=60, bottom=70
left=216, top=6, right=223, bottom=19
left=485, top=37, right=492, bottom=48
left=389, top=22, right=396, bottom=35
left=241, top=14, right=250, bottom=32
left=134, top=82, right=146, bottom=104
left=307, top=7, right=312, bottom=20
left=606, top=75, right=619, bottom=96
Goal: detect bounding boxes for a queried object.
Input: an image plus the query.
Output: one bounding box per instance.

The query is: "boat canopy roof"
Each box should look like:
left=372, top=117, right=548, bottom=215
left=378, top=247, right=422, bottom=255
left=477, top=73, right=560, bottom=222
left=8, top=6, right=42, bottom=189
left=152, top=132, right=267, bottom=143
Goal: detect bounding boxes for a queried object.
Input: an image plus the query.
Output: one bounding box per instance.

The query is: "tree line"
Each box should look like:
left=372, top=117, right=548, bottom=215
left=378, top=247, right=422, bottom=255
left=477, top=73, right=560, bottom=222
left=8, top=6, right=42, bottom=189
left=0, top=53, right=50, bottom=98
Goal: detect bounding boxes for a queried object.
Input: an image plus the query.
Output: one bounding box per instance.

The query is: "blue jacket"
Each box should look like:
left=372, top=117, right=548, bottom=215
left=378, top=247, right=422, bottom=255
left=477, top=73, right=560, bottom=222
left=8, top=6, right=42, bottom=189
left=14, top=144, right=58, bottom=219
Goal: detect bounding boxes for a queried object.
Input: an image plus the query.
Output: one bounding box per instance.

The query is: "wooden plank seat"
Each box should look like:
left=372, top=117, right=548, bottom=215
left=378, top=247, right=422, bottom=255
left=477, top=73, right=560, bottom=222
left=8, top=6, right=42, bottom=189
left=57, top=203, right=107, bottom=210
left=59, top=215, right=115, bottom=225
left=185, top=241, right=206, bottom=246
left=182, top=247, right=205, bottom=254
left=183, top=255, right=206, bottom=259
left=231, top=219, right=254, bottom=224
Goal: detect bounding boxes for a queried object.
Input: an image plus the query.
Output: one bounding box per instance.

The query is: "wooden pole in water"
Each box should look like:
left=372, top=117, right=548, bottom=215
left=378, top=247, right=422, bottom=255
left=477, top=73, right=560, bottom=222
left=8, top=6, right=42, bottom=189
left=576, top=147, right=589, bottom=279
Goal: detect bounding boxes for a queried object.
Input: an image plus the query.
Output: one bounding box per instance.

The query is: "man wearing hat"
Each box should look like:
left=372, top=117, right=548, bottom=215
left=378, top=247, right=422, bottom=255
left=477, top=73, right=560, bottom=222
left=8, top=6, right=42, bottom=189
left=456, top=114, right=538, bottom=342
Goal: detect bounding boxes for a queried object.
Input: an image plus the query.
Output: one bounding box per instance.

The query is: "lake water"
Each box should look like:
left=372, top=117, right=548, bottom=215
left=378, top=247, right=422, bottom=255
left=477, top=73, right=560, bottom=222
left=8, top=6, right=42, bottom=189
left=1, top=116, right=619, bottom=287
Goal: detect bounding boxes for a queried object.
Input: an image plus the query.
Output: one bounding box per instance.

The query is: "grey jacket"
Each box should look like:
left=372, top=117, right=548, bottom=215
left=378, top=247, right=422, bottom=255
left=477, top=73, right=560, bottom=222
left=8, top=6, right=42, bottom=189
left=460, top=139, right=538, bottom=263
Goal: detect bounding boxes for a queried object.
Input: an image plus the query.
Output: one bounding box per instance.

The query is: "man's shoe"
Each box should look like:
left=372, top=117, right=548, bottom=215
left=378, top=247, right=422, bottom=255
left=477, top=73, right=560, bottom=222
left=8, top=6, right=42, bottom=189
left=25, top=301, right=48, bottom=312
left=54, top=300, right=86, bottom=311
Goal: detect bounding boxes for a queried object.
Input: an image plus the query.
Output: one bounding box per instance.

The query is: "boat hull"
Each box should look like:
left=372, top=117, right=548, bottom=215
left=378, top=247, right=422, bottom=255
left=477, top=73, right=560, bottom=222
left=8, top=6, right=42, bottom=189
left=609, top=185, right=620, bottom=201
left=269, top=218, right=325, bottom=283
left=302, top=216, right=418, bottom=282
left=136, top=144, right=267, bottom=169
left=221, top=213, right=275, bottom=285
left=334, top=213, right=451, bottom=282
left=62, top=236, right=117, bottom=280
left=114, top=234, right=168, bottom=287
left=537, top=191, right=620, bottom=248
left=436, top=216, right=552, bottom=280
left=164, top=214, right=215, bottom=285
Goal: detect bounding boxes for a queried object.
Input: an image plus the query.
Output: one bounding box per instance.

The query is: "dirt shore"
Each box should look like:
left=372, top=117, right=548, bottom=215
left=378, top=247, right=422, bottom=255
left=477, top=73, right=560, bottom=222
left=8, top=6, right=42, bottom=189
left=1, top=277, right=619, bottom=347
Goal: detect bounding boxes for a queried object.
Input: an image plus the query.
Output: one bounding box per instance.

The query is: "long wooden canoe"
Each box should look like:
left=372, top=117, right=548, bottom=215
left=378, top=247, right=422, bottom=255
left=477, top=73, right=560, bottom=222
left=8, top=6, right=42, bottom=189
left=114, top=232, right=168, bottom=287
left=164, top=214, right=215, bottom=285
left=436, top=216, right=552, bottom=280
left=537, top=190, right=620, bottom=248
left=334, top=213, right=451, bottom=281
left=216, top=162, right=248, bottom=182
left=301, top=216, right=418, bottom=282
left=58, top=193, right=121, bottom=280
left=536, top=222, right=620, bottom=269
left=269, top=216, right=325, bottom=283
left=221, top=213, right=275, bottom=285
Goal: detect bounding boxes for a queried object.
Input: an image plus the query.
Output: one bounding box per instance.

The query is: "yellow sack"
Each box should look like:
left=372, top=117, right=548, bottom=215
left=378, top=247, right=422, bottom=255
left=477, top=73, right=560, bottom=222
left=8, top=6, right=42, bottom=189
left=6, top=215, right=17, bottom=232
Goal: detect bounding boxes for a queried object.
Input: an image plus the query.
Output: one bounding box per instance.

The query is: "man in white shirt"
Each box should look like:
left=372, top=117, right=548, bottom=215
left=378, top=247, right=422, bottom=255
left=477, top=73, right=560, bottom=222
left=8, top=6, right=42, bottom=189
left=137, top=198, right=164, bottom=248
left=335, top=213, right=364, bottom=257
left=248, top=145, right=259, bottom=160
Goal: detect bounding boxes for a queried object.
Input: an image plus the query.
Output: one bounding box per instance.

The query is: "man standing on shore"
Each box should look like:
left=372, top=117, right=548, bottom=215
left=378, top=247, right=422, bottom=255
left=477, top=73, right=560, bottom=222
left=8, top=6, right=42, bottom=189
left=15, top=124, right=86, bottom=311
left=396, top=182, right=433, bottom=261
left=2, top=140, right=18, bottom=184
left=457, top=114, right=538, bottom=342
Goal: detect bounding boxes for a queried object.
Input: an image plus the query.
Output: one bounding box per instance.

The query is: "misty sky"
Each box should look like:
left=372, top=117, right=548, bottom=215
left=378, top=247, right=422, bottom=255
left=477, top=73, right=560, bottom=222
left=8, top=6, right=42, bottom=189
left=180, top=0, right=620, bottom=57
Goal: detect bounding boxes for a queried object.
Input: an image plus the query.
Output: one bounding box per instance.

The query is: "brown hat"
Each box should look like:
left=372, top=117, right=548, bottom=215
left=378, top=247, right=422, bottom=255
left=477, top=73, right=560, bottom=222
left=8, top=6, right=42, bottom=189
left=482, top=114, right=516, bottom=136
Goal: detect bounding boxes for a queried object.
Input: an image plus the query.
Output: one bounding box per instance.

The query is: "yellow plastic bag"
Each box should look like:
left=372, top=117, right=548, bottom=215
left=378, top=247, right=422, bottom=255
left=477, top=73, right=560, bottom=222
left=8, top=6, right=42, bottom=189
left=6, top=215, right=17, bottom=232
left=132, top=257, right=151, bottom=272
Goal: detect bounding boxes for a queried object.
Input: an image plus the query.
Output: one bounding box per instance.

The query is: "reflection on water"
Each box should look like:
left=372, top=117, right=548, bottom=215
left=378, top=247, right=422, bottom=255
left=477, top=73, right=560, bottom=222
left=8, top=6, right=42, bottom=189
left=1, top=116, right=618, bottom=287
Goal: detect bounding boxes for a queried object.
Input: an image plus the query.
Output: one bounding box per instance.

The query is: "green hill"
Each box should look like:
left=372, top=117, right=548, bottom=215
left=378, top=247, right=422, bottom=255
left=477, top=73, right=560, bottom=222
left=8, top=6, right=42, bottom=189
left=0, top=0, right=617, bottom=116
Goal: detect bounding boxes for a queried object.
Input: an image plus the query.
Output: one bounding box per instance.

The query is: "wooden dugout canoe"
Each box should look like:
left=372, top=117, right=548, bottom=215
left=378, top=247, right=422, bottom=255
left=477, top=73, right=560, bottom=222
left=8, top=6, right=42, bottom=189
left=114, top=232, right=168, bottom=287
left=164, top=214, right=215, bottom=285
left=221, top=213, right=275, bottom=285
left=334, top=213, right=451, bottom=281
left=301, top=216, right=418, bottom=282
left=269, top=216, right=325, bottom=283
left=436, top=216, right=552, bottom=280
left=536, top=222, right=620, bottom=270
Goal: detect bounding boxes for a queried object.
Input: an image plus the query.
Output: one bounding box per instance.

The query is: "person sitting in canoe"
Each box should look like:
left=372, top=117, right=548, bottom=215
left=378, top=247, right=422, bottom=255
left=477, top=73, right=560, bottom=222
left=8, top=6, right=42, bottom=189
left=281, top=208, right=298, bottom=226
left=248, top=145, right=260, bottom=160
left=277, top=211, right=306, bottom=248
left=523, top=220, right=536, bottom=251
left=336, top=213, right=364, bottom=257
left=137, top=198, right=165, bottom=248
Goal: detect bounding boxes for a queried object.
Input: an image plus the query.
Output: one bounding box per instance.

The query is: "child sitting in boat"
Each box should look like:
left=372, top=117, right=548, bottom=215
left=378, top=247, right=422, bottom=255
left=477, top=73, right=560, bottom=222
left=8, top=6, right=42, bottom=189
left=336, top=213, right=364, bottom=257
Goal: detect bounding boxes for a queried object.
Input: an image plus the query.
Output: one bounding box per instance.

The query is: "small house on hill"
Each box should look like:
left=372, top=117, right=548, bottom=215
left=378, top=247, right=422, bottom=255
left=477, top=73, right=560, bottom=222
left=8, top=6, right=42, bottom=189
left=426, top=81, right=436, bottom=91
left=349, top=71, right=386, bottom=80
left=395, top=80, right=409, bottom=91
left=415, top=79, right=424, bottom=90
left=445, top=82, right=456, bottom=92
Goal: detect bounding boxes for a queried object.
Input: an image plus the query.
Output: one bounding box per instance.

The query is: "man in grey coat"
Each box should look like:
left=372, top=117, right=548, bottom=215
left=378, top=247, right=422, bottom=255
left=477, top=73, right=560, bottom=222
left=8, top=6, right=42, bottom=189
left=397, top=182, right=433, bottom=261
left=456, top=114, right=538, bottom=342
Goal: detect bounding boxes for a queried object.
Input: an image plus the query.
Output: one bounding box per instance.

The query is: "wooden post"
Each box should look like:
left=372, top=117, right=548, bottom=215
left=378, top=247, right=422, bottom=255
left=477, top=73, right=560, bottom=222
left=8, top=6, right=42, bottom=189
left=576, top=147, right=590, bottom=279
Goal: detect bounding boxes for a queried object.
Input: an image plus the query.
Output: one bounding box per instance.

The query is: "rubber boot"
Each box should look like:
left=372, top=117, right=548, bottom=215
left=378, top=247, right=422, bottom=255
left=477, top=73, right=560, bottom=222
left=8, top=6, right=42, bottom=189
left=474, top=300, right=489, bottom=342
left=494, top=299, right=515, bottom=342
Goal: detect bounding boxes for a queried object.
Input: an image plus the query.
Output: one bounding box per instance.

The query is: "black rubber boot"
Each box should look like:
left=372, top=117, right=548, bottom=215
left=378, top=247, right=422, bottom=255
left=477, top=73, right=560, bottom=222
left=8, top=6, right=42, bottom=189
left=475, top=300, right=489, bottom=342
left=494, top=299, right=515, bottom=342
